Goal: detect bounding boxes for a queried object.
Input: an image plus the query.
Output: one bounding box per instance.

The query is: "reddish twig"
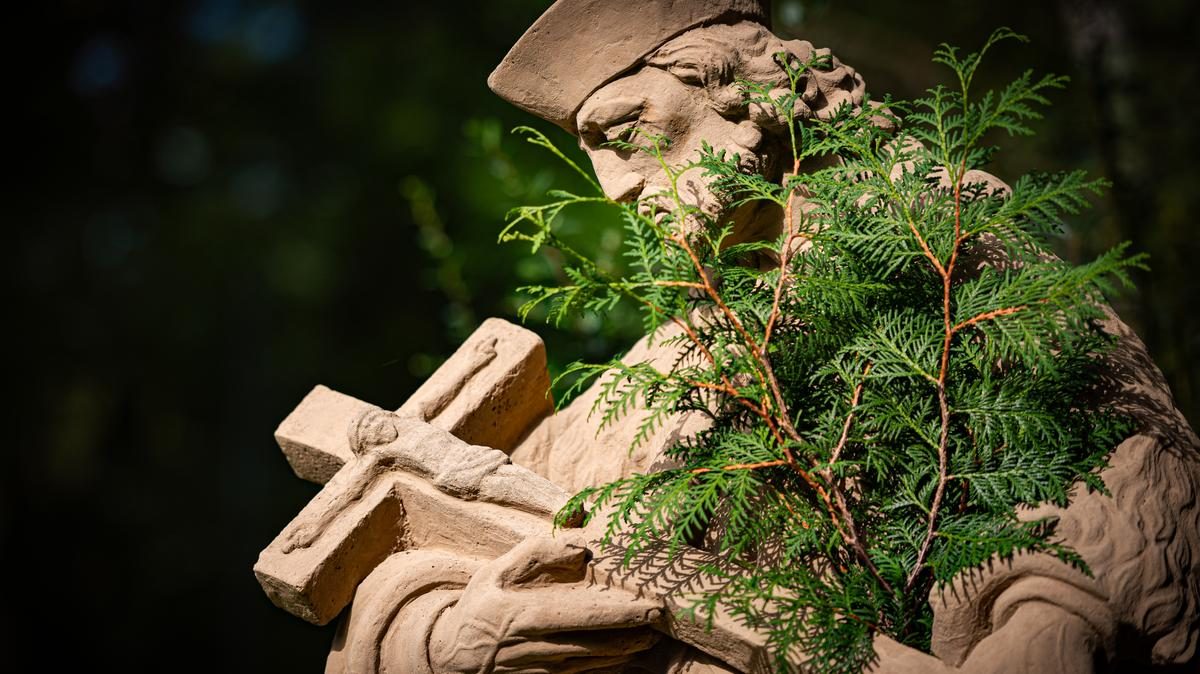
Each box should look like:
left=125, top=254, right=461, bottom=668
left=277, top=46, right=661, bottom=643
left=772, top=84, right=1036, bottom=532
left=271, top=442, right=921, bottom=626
left=763, top=158, right=804, bottom=351
left=691, top=459, right=789, bottom=474
left=951, top=305, right=1026, bottom=334
left=907, top=158, right=967, bottom=592
left=653, top=280, right=706, bottom=289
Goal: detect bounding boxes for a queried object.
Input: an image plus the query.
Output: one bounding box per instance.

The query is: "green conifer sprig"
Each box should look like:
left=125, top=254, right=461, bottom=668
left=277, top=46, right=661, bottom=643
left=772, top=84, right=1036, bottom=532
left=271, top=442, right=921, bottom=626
left=501, top=28, right=1143, bottom=673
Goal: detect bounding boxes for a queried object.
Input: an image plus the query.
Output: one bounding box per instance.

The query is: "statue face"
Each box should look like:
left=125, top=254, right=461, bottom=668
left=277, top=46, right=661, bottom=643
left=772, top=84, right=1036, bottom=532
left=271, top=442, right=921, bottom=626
left=575, top=65, right=749, bottom=223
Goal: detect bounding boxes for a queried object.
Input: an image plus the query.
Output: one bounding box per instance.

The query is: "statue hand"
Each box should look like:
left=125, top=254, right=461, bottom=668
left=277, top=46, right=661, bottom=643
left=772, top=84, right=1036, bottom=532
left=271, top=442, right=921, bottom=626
left=429, top=534, right=663, bottom=673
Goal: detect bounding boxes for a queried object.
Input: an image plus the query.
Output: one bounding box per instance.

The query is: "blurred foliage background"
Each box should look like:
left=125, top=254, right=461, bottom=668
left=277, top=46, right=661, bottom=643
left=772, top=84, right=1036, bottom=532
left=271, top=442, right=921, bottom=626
left=7, top=0, right=1197, bottom=670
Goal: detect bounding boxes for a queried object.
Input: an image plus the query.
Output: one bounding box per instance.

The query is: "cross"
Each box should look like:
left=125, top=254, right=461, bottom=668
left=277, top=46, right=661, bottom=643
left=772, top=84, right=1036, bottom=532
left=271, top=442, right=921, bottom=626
left=254, top=318, right=773, bottom=673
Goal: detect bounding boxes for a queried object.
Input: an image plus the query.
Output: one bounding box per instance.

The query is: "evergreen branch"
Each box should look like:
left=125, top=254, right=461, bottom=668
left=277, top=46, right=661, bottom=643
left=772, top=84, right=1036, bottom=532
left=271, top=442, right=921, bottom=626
left=827, top=363, right=873, bottom=467
left=903, top=191, right=949, bottom=277
left=514, top=31, right=1140, bottom=670
left=970, top=170, right=1108, bottom=239
left=512, top=125, right=603, bottom=194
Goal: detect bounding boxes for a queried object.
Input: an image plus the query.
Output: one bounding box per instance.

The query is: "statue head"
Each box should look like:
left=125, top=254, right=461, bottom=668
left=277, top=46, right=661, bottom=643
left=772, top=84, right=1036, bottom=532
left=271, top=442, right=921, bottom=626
left=490, top=0, right=866, bottom=239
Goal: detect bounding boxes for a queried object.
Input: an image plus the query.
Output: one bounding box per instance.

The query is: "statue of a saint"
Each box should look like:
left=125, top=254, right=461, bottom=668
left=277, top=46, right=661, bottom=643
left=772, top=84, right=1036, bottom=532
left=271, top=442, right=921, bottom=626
left=259, top=1, right=1200, bottom=672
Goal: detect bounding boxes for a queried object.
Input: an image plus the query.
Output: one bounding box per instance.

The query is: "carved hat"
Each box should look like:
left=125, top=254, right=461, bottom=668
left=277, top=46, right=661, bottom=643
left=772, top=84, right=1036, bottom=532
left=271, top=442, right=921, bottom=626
left=489, top=0, right=771, bottom=134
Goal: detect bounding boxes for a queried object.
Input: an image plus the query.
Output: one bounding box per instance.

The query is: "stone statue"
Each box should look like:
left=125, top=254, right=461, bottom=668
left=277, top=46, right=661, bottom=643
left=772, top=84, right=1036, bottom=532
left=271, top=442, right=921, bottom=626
left=255, top=1, right=1200, bottom=672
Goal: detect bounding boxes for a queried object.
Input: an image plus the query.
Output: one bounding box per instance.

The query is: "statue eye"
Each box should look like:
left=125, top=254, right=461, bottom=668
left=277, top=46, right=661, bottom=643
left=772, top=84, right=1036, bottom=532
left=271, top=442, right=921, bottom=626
left=603, top=120, right=640, bottom=144
left=577, top=96, right=646, bottom=147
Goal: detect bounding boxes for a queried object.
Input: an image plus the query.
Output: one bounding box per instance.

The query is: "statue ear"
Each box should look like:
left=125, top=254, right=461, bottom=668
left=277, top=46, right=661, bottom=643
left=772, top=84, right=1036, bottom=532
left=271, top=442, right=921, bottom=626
left=664, top=63, right=706, bottom=86
left=711, top=83, right=746, bottom=118
left=747, top=91, right=785, bottom=131
left=731, top=120, right=763, bottom=152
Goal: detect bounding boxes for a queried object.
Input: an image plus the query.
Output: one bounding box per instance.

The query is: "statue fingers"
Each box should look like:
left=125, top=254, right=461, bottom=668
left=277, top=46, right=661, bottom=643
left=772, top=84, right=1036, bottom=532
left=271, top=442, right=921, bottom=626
left=494, top=627, right=660, bottom=668
left=508, top=589, right=663, bottom=635
left=280, top=522, right=319, bottom=553
left=493, top=653, right=647, bottom=674
left=492, top=534, right=592, bottom=589
left=436, top=620, right=655, bottom=674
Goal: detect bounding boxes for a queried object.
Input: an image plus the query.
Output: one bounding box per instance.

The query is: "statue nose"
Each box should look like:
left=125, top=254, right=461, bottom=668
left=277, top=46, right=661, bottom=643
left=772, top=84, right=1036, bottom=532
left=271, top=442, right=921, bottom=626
left=601, top=171, right=646, bottom=203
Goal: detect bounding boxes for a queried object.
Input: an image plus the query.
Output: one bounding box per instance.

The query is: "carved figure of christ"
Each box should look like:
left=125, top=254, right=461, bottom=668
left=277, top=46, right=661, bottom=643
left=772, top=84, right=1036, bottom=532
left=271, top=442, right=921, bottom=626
left=254, top=318, right=781, bottom=673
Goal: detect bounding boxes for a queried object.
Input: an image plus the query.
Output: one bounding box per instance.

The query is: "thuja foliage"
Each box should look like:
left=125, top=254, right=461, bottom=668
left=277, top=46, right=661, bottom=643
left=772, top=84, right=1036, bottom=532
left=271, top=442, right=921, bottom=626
left=501, top=29, right=1141, bottom=673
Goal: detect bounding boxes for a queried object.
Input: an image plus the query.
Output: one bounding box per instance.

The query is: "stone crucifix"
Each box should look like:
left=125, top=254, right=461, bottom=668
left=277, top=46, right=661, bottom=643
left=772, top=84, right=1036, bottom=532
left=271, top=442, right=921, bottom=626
left=256, top=318, right=773, bottom=674
left=254, top=320, right=561, bottom=623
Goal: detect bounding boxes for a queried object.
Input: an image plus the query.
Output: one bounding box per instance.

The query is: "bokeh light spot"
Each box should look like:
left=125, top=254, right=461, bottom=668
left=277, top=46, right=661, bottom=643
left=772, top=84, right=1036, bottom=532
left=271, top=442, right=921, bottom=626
left=70, top=35, right=128, bottom=95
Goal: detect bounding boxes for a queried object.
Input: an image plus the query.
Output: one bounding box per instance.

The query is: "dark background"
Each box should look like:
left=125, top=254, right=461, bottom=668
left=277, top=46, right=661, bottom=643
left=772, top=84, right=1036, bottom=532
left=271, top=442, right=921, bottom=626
left=7, top=0, right=1197, bottom=670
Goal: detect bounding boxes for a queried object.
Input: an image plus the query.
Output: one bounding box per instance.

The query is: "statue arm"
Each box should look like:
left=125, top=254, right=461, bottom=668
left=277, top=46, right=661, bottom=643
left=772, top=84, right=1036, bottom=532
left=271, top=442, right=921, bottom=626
left=954, top=601, right=1104, bottom=674
left=327, top=537, right=664, bottom=674
left=871, top=599, right=1104, bottom=674
left=325, top=550, right=478, bottom=674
